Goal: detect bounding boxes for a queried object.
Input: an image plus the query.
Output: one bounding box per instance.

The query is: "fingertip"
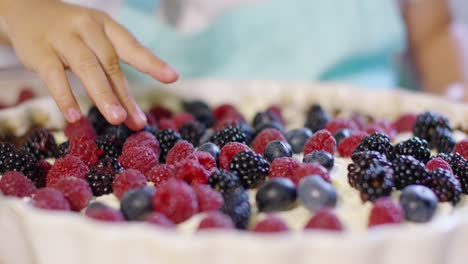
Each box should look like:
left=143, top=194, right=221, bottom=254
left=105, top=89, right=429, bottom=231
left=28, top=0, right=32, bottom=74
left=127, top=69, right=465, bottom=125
left=154, top=64, right=179, bottom=84
left=65, top=108, right=82, bottom=123
left=125, top=107, right=147, bottom=131
left=104, top=104, right=128, bottom=125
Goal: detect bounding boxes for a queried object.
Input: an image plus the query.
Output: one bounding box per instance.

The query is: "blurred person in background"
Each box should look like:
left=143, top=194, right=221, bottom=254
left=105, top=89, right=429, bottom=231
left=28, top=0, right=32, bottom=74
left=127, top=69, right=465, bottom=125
left=0, top=0, right=466, bottom=129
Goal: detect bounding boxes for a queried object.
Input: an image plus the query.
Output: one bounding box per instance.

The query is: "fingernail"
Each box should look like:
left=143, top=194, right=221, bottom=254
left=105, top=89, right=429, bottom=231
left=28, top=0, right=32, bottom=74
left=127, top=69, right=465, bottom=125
left=137, top=107, right=147, bottom=124
left=65, top=108, right=81, bottom=123
left=107, top=104, right=127, bottom=122
left=163, top=65, right=179, bottom=79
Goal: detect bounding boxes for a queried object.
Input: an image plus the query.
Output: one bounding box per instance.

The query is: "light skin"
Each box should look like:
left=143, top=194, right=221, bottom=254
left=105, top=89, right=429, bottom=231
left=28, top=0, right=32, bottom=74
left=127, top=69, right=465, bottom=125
left=0, top=0, right=466, bottom=131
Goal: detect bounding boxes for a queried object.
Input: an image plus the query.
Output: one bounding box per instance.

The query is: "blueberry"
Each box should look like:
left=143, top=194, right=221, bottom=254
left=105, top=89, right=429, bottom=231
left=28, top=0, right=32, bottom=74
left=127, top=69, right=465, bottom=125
left=183, top=100, right=214, bottom=128
left=303, top=150, right=334, bottom=170
left=199, top=130, right=214, bottom=145
left=253, top=111, right=283, bottom=132
left=120, top=186, right=156, bottom=221
left=197, top=142, right=220, bottom=160
left=400, top=185, right=438, bottom=223
left=333, top=129, right=352, bottom=146
left=285, top=128, right=313, bottom=153
left=263, top=141, right=293, bottom=162
left=298, top=176, right=337, bottom=211
left=255, top=178, right=297, bottom=212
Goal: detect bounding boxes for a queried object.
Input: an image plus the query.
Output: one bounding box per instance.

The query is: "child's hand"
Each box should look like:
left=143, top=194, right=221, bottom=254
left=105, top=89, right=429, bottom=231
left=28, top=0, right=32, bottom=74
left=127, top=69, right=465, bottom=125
left=0, top=0, right=179, bottom=130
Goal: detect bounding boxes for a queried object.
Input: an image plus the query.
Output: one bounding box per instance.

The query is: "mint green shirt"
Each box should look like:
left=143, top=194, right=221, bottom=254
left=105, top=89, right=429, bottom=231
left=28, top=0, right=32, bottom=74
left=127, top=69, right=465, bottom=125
left=118, top=0, right=407, bottom=89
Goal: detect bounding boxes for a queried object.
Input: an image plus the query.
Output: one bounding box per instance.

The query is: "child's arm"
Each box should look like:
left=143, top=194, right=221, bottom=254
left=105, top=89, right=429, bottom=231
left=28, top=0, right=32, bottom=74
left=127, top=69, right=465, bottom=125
left=402, top=0, right=468, bottom=101
left=0, top=0, right=179, bottom=129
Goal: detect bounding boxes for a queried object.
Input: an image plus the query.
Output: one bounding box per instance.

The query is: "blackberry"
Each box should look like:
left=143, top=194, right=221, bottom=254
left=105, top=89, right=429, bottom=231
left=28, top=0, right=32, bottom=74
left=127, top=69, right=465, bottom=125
left=221, top=187, right=251, bottom=229
left=86, top=156, right=124, bottom=196
left=392, top=155, right=432, bottom=190
left=413, top=111, right=451, bottom=143
left=347, top=151, right=391, bottom=189
left=22, top=128, right=58, bottom=160
left=96, top=133, right=123, bottom=158
left=56, top=141, right=69, bottom=158
left=0, top=142, right=16, bottom=171
left=210, top=126, right=247, bottom=148
left=393, top=137, right=430, bottom=163
left=437, top=153, right=468, bottom=193
left=353, top=132, right=394, bottom=160
left=104, top=125, right=133, bottom=141
left=304, top=104, right=330, bottom=132
left=355, top=166, right=394, bottom=202
left=228, top=151, right=270, bottom=188
left=87, top=105, right=111, bottom=135
left=156, top=129, right=181, bottom=163
left=179, top=121, right=206, bottom=147
left=207, top=170, right=241, bottom=195
left=429, top=168, right=462, bottom=205
left=183, top=100, right=215, bottom=128
left=1, top=147, right=38, bottom=181
left=431, top=127, right=455, bottom=154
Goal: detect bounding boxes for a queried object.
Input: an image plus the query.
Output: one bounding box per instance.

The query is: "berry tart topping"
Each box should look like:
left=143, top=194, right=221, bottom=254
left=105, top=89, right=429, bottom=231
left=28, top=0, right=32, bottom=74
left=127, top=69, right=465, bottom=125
left=368, top=197, right=404, bottom=228
left=268, top=157, right=300, bottom=179
left=256, top=177, right=297, bottom=212
left=428, top=168, right=462, bottom=205
left=86, top=157, right=123, bottom=196
left=298, top=176, right=337, bottom=211
left=208, top=170, right=241, bottom=195
left=113, top=169, right=147, bottom=200
left=303, top=129, right=337, bottom=156
left=393, top=137, right=431, bottom=163
left=210, top=126, right=247, bottom=148
left=32, top=187, right=71, bottom=211
left=251, top=128, right=285, bottom=154
left=400, top=185, right=438, bottom=223
left=253, top=214, right=289, bottom=233
left=285, top=127, right=313, bottom=154
left=263, top=140, right=293, bottom=163
left=229, top=151, right=270, bottom=188
left=304, top=104, right=330, bottom=132
left=53, top=177, right=92, bottom=212
left=392, top=155, right=432, bottom=190
left=303, top=150, right=334, bottom=170
left=198, top=211, right=235, bottom=230
left=413, top=111, right=451, bottom=144
left=304, top=207, right=343, bottom=231
left=193, top=184, right=224, bottom=212
left=156, top=129, right=182, bottom=163
left=120, top=186, right=156, bottom=221
left=0, top=171, right=36, bottom=198
left=353, top=132, right=394, bottom=160
left=22, top=128, right=58, bottom=160
left=152, top=179, right=198, bottom=224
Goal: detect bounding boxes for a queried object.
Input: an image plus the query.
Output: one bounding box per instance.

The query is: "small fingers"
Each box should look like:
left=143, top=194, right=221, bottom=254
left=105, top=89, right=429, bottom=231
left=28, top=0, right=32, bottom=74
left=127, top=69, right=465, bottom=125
left=102, top=18, right=179, bottom=83
left=53, top=35, right=127, bottom=125
left=79, top=25, right=146, bottom=130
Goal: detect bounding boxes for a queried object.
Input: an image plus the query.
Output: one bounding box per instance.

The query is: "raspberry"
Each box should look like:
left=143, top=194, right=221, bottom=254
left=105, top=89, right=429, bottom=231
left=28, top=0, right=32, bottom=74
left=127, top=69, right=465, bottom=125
left=16, top=87, right=35, bottom=104
left=393, top=113, right=417, bottom=133
left=304, top=208, right=343, bottom=231
left=152, top=179, right=198, bottom=224
left=113, top=169, right=147, bottom=199
left=144, top=212, right=176, bottom=228
left=86, top=156, right=123, bottom=196
left=174, top=159, right=209, bottom=184
left=23, top=128, right=57, bottom=159
left=46, top=155, right=89, bottom=187
left=303, top=129, right=336, bottom=155
left=150, top=105, right=173, bottom=119
left=69, top=137, right=102, bottom=168
left=156, top=129, right=182, bottom=163
left=426, top=157, right=453, bottom=173
left=253, top=215, right=289, bottom=233
left=211, top=126, right=247, bottom=148
left=157, top=118, right=177, bottom=131
left=251, top=128, right=286, bottom=154
left=147, top=164, right=175, bottom=186
left=366, top=120, right=397, bottom=140
left=291, top=163, right=330, bottom=185
left=193, top=184, right=224, bottom=212
left=32, top=188, right=71, bottom=211
left=52, top=177, right=92, bottom=211
left=188, top=151, right=217, bottom=172
left=118, top=146, right=158, bottom=175
left=179, top=121, right=206, bottom=146
left=166, top=140, right=195, bottom=165
left=368, top=197, right=404, bottom=228
left=64, top=117, right=96, bottom=141
left=338, top=133, right=367, bottom=157
left=122, top=131, right=160, bottom=157
left=213, top=104, right=241, bottom=121
left=85, top=203, right=124, bottom=222
left=268, top=157, right=300, bottom=179
left=353, top=132, right=394, bottom=160
left=229, top=151, right=270, bottom=188
left=173, top=112, right=195, bottom=129
left=453, top=139, right=468, bottom=159
left=304, top=104, right=330, bottom=132
left=325, top=118, right=358, bottom=134
left=0, top=171, right=36, bottom=198
left=266, top=105, right=285, bottom=126
left=218, top=142, right=250, bottom=170
left=198, top=211, right=234, bottom=230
